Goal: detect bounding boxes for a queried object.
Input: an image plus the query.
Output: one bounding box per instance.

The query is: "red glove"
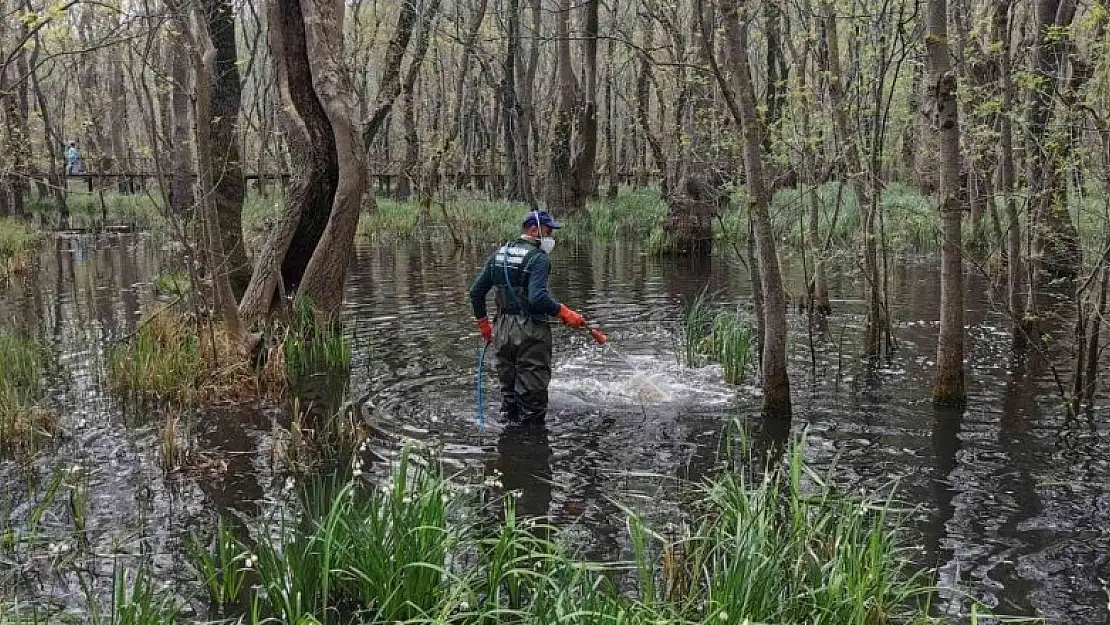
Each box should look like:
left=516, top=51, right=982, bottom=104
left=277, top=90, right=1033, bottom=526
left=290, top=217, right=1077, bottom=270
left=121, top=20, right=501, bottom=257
left=557, top=304, right=586, bottom=328
left=476, top=318, right=493, bottom=344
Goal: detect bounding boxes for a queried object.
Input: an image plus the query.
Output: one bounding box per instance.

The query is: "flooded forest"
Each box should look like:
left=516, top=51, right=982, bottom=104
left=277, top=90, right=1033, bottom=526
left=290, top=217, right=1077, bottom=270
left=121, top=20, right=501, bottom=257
left=1, top=0, right=1109, bottom=622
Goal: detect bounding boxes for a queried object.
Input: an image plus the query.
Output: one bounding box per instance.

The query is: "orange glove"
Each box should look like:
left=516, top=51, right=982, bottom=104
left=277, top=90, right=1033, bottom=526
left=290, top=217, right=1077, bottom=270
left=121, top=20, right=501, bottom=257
left=557, top=304, right=586, bottom=328
left=476, top=317, right=493, bottom=344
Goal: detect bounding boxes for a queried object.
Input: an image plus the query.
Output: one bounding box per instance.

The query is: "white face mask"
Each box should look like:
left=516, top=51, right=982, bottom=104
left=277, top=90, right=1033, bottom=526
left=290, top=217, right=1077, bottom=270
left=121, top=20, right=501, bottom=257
left=540, top=236, right=556, bottom=254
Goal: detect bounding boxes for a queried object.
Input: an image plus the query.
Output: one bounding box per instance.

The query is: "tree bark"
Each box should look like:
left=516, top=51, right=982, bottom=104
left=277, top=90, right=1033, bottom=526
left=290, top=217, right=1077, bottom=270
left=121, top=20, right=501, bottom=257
left=501, top=0, right=534, bottom=205
left=544, top=0, right=578, bottom=214
left=718, top=0, right=791, bottom=420
left=398, top=0, right=443, bottom=201
left=297, top=0, right=368, bottom=317
left=168, top=20, right=194, bottom=215
left=200, top=0, right=250, bottom=299
left=272, top=0, right=338, bottom=294
left=926, top=0, right=966, bottom=404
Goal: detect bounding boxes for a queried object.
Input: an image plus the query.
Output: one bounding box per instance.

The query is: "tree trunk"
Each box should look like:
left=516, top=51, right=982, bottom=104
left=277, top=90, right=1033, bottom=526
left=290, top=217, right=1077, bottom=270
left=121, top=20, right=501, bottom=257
left=820, top=0, right=884, bottom=357
left=297, top=0, right=369, bottom=317
left=926, top=0, right=966, bottom=404
left=200, top=0, right=250, bottom=300
left=501, top=0, right=533, bottom=204
left=570, top=0, right=601, bottom=206
left=719, top=0, right=791, bottom=420
left=994, top=0, right=1021, bottom=323
left=398, top=0, right=442, bottom=202
left=190, top=4, right=245, bottom=345
left=545, top=0, right=578, bottom=215
left=272, top=0, right=338, bottom=294
left=169, top=22, right=194, bottom=215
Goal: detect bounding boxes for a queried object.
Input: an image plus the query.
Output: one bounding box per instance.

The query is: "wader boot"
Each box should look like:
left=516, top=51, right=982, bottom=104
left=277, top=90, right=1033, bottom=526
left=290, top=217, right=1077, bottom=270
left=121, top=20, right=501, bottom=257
left=492, top=314, right=552, bottom=424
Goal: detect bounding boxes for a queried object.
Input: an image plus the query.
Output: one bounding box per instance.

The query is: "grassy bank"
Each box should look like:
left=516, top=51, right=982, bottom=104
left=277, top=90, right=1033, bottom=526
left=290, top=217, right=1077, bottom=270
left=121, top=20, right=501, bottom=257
left=0, top=334, right=56, bottom=454
left=2, top=432, right=966, bottom=624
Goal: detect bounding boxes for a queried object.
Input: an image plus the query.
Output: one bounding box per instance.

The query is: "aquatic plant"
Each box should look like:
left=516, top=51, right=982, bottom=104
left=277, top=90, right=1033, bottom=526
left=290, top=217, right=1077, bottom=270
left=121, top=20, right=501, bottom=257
left=0, top=334, right=56, bottom=453
left=107, top=308, right=202, bottom=406
left=186, top=517, right=250, bottom=611
left=680, top=288, right=714, bottom=367
left=0, top=218, right=42, bottom=276
left=82, top=562, right=180, bottom=625
left=172, top=433, right=953, bottom=625
left=703, top=311, right=754, bottom=384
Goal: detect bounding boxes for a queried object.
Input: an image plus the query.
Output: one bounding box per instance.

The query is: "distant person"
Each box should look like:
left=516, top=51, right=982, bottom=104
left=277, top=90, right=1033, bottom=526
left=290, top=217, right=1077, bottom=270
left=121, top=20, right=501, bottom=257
left=65, top=142, right=80, bottom=174
left=469, top=209, right=597, bottom=425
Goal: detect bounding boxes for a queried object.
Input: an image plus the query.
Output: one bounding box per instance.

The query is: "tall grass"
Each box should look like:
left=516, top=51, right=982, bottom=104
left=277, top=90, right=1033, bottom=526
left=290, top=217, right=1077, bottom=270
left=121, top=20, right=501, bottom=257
left=173, top=433, right=947, bottom=625
left=107, top=308, right=202, bottom=406
left=0, top=334, right=56, bottom=452
left=703, top=312, right=754, bottom=384
left=680, top=288, right=714, bottom=367
left=0, top=219, right=42, bottom=274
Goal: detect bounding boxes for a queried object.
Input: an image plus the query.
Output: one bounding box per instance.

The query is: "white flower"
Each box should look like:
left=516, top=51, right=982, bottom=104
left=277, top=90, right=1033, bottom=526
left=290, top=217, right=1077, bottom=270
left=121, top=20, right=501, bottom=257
left=243, top=554, right=256, bottom=569
left=459, top=600, right=470, bottom=611
left=718, top=611, right=729, bottom=622
left=353, top=468, right=363, bottom=478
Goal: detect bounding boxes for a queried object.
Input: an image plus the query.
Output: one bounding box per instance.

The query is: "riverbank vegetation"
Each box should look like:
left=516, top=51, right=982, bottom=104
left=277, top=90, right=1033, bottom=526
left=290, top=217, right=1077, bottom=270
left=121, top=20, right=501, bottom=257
left=0, top=334, right=55, bottom=455
left=3, top=435, right=967, bottom=624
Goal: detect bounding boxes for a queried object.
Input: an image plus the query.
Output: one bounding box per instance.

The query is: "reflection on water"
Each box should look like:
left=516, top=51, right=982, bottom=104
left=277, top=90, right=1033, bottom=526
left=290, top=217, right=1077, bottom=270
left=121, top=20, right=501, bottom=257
left=2, top=233, right=1109, bottom=622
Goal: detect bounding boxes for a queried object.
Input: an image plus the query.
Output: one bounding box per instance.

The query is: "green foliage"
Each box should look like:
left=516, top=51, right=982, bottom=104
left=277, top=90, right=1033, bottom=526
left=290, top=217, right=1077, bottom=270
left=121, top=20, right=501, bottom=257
left=680, top=288, right=715, bottom=367
left=152, top=271, right=190, bottom=298
left=0, top=334, right=56, bottom=452
left=84, top=563, right=180, bottom=625
left=703, top=312, right=754, bottom=384
left=107, top=309, right=201, bottom=406
left=185, top=517, right=249, bottom=610
left=178, top=433, right=944, bottom=625
left=0, top=219, right=42, bottom=272
left=282, top=297, right=351, bottom=397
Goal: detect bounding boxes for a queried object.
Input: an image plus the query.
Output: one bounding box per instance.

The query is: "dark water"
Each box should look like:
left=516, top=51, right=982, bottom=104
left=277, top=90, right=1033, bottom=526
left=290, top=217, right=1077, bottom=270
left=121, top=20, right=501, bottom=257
left=3, top=233, right=1109, bottom=623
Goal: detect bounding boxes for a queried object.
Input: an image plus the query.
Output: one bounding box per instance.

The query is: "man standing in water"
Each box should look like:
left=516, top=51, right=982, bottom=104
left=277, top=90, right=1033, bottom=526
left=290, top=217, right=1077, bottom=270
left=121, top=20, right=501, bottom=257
left=469, top=210, right=589, bottom=424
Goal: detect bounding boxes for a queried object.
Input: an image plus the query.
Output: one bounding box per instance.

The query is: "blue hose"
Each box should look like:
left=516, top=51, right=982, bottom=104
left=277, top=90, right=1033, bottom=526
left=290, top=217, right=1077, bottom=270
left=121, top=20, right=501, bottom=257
left=476, top=343, right=488, bottom=432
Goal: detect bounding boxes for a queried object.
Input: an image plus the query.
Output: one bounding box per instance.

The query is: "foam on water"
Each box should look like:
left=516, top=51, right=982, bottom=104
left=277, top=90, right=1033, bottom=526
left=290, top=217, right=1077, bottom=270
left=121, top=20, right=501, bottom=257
left=549, top=348, right=735, bottom=407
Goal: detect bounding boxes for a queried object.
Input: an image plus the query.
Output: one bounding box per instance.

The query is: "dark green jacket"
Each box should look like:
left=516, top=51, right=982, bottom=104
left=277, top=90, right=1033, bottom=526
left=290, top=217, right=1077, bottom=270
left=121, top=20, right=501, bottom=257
left=469, top=238, right=561, bottom=320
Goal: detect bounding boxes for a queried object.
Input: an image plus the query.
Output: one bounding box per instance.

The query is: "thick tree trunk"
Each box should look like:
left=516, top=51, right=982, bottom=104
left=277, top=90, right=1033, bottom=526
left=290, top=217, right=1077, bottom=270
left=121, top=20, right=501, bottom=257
left=191, top=5, right=245, bottom=345
left=545, top=0, right=578, bottom=214
left=926, top=0, right=966, bottom=405
left=201, top=0, right=250, bottom=299
left=297, top=0, right=369, bottom=317
left=272, top=0, right=338, bottom=294
left=720, top=0, right=791, bottom=419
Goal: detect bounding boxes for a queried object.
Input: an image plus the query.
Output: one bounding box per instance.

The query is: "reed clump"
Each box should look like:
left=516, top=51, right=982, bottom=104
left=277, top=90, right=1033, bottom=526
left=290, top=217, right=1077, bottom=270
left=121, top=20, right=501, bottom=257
left=107, top=298, right=351, bottom=409
left=680, top=290, right=755, bottom=384
left=107, top=305, right=287, bottom=407
left=0, top=334, right=56, bottom=453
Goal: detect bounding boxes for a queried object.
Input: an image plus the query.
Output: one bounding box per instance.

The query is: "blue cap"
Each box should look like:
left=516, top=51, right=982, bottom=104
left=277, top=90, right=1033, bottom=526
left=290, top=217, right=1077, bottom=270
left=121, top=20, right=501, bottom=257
left=522, top=210, right=561, bottom=230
